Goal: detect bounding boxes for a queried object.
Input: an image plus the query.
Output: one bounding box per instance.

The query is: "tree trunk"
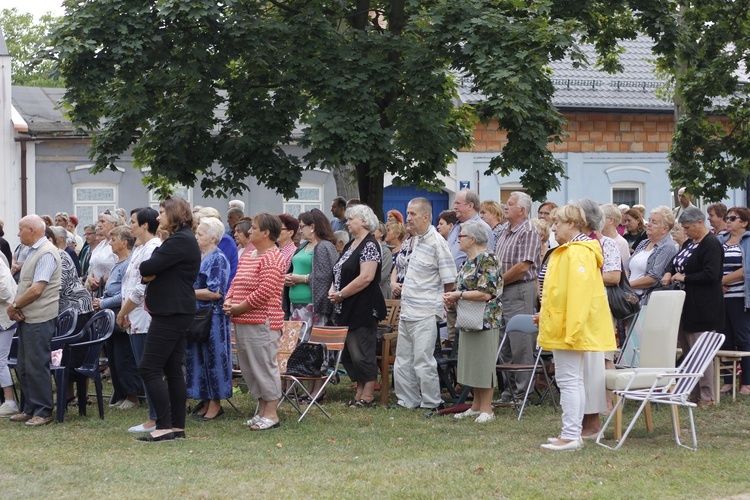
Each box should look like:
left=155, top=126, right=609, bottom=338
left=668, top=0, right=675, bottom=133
left=332, top=164, right=358, bottom=201
left=356, top=161, right=385, bottom=219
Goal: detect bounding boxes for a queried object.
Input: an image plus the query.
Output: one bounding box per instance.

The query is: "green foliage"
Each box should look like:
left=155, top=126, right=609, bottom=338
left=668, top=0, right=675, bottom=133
left=639, top=0, right=750, bottom=201
left=50, top=0, right=661, bottom=204
left=0, top=8, right=62, bottom=87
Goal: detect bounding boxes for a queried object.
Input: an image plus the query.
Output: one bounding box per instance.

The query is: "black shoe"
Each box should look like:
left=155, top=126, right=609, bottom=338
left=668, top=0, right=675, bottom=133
left=173, top=431, right=186, bottom=439
left=198, top=407, right=224, bottom=421
left=191, top=399, right=208, bottom=415
left=137, top=432, right=176, bottom=442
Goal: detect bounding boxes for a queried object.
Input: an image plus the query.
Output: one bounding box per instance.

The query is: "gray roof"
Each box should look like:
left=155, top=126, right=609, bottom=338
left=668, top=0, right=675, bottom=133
left=12, top=86, right=78, bottom=134
left=459, top=36, right=673, bottom=111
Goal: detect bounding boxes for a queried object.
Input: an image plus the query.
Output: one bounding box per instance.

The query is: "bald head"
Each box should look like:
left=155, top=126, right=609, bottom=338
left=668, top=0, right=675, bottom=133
left=19, top=215, right=46, bottom=245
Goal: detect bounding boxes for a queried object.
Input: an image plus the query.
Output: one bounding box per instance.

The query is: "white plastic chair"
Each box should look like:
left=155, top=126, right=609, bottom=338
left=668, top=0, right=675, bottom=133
left=597, top=331, right=725, bottom=451
left=605, top=290, right=685, bottom=441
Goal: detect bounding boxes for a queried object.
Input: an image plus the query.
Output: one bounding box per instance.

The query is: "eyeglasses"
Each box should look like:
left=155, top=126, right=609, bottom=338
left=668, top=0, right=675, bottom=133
left=538, top=211, right=550, bottom=216
left=299, top=223, right=309, bottom=229
left=724, top=215, right=740, bottom=222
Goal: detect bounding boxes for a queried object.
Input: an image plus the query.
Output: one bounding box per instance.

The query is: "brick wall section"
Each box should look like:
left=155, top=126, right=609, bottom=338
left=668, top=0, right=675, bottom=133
left=466, top=113, right=675, bottom=153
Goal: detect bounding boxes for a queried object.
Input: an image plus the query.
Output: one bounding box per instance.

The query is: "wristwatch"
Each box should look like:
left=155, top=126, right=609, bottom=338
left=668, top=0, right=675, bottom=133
left=12, top=302, right=18, bottom=309
left=337, top=291, right=344, bottom=299
left=459, top=291, right=464, bottom=299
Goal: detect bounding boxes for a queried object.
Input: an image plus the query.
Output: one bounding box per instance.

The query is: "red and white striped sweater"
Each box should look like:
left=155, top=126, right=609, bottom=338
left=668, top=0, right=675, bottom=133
left=227, top=247, right=286, bottom=330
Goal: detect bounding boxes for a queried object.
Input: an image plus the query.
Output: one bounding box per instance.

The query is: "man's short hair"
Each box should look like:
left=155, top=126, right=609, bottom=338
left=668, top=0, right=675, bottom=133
left=409, top=197, right=433, bottom=220
left=332, top=196, right=347, bottom=209
left=227, top=207, right=244, bottom=218
left=461, top=189, right=480, bottom=211
left=707, top=202, right=728, bottom=219
left=512, top=192, right=532, bottom=216
left=228, top=199, right=245, bottom=211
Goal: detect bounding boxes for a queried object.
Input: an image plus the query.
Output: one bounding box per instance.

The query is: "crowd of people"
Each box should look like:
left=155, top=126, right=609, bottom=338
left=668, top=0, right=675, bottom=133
left=1, top=187, right=748, bottom=450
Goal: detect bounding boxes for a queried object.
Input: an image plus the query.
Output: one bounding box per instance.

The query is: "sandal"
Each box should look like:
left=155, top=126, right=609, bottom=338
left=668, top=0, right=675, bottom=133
left=354, top=398, right=376, bottom=408
left=347, top=399, right=358, bottom=408
left=246, top=415, right=261, bottom=426
left=250, top=416, right=280, bottom=431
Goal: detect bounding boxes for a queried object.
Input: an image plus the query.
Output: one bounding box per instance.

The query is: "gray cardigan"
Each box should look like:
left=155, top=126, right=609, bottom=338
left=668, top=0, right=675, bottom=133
left=282, top=239, right=339, bottom=318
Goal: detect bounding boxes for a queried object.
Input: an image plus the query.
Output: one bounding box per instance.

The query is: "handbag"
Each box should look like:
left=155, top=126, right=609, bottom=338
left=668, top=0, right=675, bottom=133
left=186, top=306, right=213, bottom=343
left=456, top=298, right=487, bottom=331
left=285, top=342, right=329, bottom=377
left=606, top=266, right=641, bottom=320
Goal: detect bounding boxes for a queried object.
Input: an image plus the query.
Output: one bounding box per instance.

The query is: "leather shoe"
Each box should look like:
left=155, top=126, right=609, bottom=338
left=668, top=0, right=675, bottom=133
left=9, top=412, right=32, bottom=422
left=198, top=407, right=224, bottom=421
left=173, top=431, right=186, bottom=439
left=541, top=438, right=583, bottom=451
left=697, top=400, right=716, bottom=409
left=25, top=415, right=54, bottom=427
left=137, top=432, right=176, bottom=442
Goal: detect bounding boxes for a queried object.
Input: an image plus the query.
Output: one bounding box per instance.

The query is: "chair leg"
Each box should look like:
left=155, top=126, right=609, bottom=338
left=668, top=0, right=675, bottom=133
left=380, top=357, right=390, bottom=407
left=671, top=405, right=681, bottom=436
left=613, top=395, right=623, bottom=442
left=94, top=374, right=105, bottom=419
left=225, top=398, right=239, bottom=412
left=644, top=402, right=654, bottom=433
left=55, top=370, right=69, bottom=424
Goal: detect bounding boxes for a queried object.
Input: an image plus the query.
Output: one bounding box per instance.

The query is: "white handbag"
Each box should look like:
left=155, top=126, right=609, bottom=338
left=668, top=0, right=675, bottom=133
left=455, top=298, right=487, bottom=331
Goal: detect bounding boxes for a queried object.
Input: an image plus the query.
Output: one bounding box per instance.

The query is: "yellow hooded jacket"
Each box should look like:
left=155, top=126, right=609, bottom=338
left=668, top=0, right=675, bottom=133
left=537, top=239, right=617, bottom=352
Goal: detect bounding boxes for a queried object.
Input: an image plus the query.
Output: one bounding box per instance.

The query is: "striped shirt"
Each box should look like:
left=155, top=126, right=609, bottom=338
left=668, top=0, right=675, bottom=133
left=27, top=237, right=58, bottom=282
left=494, top=218, right=541, bottom=285
left=723, top=243, right=744, bottom=298
left=400, top=226, right=456, bottom=321
left=227, top=247, right=286, bottom=330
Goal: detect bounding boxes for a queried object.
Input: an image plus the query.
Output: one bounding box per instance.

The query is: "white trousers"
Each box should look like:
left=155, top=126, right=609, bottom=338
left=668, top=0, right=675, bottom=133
left=583, top=351, right=607, bottom=414
left=553, top=349, right=585, bottom=440
left=394, top=316, right=442, bottom=409
left=0, top=328, right=16, bottom=388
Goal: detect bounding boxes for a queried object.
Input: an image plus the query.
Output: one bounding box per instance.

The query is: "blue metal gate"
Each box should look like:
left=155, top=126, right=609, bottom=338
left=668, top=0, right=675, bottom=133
left=382, top=185, right=449, bottom=225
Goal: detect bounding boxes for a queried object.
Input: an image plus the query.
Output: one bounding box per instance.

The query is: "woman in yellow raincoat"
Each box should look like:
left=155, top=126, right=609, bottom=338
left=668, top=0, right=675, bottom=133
left=536, top=205, right=616, bottom=451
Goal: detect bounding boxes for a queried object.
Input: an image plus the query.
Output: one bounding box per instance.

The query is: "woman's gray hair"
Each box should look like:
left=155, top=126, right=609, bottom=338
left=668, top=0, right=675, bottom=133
left=571, top=198, right=604, bottom=231
left=346, top=204, right=379, bottom=232
left=678, top=206, right=706, bottom=225
left=50, top=225, right=68, bottom=242
left=461, top=220, right=488, bottom=246
left=650, top=205, right=675, bottom=230
left=199, top=217, right=225, bottom=243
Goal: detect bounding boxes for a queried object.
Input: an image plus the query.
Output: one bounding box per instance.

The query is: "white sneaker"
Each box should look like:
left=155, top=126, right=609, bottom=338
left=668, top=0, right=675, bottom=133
left=474, top=412, right=495, bottom=423
left=0, top=401, right=20, bottom=417
left=454, top=408, right=482, bottom=419
left=128, top=423, right=157, bottom=433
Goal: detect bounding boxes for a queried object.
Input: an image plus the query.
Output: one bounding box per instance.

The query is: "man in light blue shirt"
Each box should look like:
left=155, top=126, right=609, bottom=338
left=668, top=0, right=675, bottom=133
left=447, top=189, right=494, bottom=270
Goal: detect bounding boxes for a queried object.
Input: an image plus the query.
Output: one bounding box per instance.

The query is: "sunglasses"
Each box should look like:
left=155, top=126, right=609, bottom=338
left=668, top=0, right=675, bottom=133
left=724, top=215, right=741, bottom=222
left=55, top=212, right=68, bottom=218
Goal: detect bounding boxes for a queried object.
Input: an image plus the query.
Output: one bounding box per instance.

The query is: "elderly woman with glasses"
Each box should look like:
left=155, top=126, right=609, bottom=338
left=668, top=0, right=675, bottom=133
left=328, top=204, right=387, bottom=408
left=662, top=207, right=724, bottom=407
left=628, top=206, right=678, bottom=302
left=86, top=210, right=120, bottom=295
left=717, top=207, right=750, bottom=396
left=443, top=220, right=503, bottom=423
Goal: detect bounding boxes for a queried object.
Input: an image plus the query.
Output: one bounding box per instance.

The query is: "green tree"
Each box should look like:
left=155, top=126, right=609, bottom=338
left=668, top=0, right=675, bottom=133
left=1, top=8, right=62, bottom=87
left=50, top=0, right=642, bottom=210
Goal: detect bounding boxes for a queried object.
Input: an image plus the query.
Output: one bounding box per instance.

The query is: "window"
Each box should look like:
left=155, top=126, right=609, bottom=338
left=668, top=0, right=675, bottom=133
left=612, top=183, right=643, bottom=208
left=149, top=185, right=192, bottom=209
left=283, top=184, right=323, bottom=217
left=73, top=184, right=117, bottom=234
left=499, top=185, right=525, bottom=205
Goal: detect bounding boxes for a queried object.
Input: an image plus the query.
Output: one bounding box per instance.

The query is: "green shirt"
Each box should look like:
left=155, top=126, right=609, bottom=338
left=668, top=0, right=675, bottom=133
left=289, top=246, right=313, bottom=304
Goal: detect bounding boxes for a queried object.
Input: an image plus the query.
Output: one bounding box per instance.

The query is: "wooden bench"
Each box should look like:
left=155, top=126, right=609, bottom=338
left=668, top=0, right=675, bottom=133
left=377, top=300, right=400, bottom=406
left=676, top=348, right=750, bottom=405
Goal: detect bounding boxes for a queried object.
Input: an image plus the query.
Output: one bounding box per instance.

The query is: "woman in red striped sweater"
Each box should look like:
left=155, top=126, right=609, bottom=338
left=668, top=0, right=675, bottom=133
left=224, top=213, right=287, bottom=431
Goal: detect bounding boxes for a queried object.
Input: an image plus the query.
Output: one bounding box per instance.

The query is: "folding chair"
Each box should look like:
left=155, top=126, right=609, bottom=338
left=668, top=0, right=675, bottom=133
left=597, top=331, right=725, bottom=451
left=278, top=326, right=348, bottom=422
left=495, top=314, right=557, bottom=420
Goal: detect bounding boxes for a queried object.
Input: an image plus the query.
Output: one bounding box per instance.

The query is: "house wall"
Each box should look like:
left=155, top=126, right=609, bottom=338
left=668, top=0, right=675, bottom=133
left=30, top=139, right=337, bottom=236
left=454, top=112, right=745, bottom=211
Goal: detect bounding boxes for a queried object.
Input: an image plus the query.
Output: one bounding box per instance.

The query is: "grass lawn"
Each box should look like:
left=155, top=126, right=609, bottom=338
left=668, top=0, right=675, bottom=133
left=2, top=379, right=750, bottom=499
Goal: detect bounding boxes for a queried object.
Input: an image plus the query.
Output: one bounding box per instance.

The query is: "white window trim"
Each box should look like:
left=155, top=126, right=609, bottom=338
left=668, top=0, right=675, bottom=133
left=283, top=183, right=324, bottom=216
left=72, top=182, right=118, bottom=234
left=611, top=182, right=644, bottom=206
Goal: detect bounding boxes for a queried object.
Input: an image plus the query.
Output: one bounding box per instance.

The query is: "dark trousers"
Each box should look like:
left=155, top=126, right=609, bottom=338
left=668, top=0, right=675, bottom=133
left=17, top=318, right=56, bottom=417
left=722, top=298, right=750, bottom=385
left=342, top=325, right=377, bottom=383
left=107, top=327, right=143, bottom=402
left=138, top=314, right=191, bottom=430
